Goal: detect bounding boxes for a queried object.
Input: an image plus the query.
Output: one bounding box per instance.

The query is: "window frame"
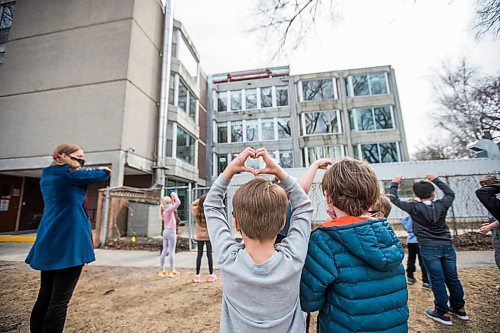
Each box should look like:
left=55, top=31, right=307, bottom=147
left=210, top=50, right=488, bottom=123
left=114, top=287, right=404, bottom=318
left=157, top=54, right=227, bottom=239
left=301, top=110, right=342, bottom=136
left=349, top=106, right=396, bottom=132
left=346, top=72, right=390, bottom=97
left=355, top=141, right=401, bottom=164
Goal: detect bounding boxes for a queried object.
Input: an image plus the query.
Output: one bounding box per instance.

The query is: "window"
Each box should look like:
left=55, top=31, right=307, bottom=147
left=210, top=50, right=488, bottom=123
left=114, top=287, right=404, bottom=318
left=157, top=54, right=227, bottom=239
left=217, top=123, right=227, bottom=143
left=357, top=142, right=400, bottom=163
left=176, top=126, right=196, bottom=165
left=231, top=121, right=243, bottom=143
left=279, top=151, right=294, bottom=168
left=0, top=2, right=15, bottom=44
left=245, top=89, right=257, bottom=109
left=302, top=110, right=340, bottom=135
left=261, top=119, right=275, bottom=140
left=348, top=72, right=389, bottom=97
left=230, top=90, right=242, bottom=111
left=217, top=154, right=228, bottom=175
left=177, top=34, right=198, bottom=81
left=245, top=120, right=259, bottom=142
left=217, top=92, right=227, bottom=112
left=349, top=106, right=395, bottom=131
left=276, top=86, right=289, bottom=106
left=306, top=146, right=343, bottom=165
left=260, top=87, right=273, bottom=108
left=277, top=117, right=291, bottom=139
left=168, top=73, right=175, bottom=105
left=302, top=79, right=335, bottom=101
left=189, top=94, right=197, bottom=119
left=178, top=81, right=187, bottom=112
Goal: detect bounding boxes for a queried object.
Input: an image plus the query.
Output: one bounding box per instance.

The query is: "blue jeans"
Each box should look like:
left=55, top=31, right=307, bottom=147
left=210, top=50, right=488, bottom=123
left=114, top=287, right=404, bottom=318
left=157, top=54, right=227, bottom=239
left=420, top=245, right=465, bottom=314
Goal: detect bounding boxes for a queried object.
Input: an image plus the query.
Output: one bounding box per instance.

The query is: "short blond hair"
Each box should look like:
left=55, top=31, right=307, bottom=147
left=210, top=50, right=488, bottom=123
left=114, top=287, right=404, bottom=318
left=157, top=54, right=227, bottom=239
left=370, top=194, right=392, bottom=217
left=232, top=178, right=288, bottom=241
left=322, top=158, right=380, bottom=216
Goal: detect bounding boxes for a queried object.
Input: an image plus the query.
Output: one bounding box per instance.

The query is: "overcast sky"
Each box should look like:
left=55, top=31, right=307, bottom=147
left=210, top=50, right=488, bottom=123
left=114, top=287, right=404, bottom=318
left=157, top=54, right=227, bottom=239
left=174, top=0, right=500, bottom=156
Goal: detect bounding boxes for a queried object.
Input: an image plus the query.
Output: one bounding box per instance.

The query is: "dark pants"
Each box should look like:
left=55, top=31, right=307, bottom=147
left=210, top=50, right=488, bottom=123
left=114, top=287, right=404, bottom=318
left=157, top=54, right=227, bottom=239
left=406, top=243, right=429, bottom=283
left=30, top=265, right=83, bottom=333
left=420, top=245, right=465, bottom=315
left=195, top=241, right=213, bottom=275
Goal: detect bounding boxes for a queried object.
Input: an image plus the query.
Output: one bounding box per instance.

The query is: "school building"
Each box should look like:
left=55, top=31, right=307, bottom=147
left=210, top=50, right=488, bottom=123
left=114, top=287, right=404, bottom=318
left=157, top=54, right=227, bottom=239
left=0, top=0, right=409, bottom=234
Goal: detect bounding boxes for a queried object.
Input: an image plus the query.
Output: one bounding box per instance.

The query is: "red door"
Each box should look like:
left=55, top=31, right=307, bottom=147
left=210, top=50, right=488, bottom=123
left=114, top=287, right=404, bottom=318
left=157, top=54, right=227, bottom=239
left=0, top=175, right=23, bottom=232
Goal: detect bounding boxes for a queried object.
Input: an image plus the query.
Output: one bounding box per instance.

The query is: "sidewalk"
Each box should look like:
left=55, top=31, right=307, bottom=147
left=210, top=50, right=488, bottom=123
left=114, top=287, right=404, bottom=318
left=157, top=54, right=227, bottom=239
left=0, top=241, right=496, bottom=269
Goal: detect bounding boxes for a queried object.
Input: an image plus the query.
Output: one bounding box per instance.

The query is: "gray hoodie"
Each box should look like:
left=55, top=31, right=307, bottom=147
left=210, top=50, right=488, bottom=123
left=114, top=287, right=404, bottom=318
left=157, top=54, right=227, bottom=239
left=204, top=175, right=313, bottom=333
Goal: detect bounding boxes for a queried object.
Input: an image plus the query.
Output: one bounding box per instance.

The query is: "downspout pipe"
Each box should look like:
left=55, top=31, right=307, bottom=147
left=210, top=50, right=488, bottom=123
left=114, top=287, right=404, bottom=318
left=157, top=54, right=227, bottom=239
left=154, top=0, right=175, bottom=188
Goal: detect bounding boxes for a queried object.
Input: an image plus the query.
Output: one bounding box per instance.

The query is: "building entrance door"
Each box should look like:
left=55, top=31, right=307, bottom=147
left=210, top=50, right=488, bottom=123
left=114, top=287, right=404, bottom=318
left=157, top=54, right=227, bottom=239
left=0, top=175, right=23, bottom=232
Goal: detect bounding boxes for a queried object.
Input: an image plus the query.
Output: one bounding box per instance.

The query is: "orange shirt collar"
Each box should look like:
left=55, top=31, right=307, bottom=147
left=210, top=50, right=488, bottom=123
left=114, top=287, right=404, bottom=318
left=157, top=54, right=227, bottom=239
left=319, top=215, right=370, bottom=228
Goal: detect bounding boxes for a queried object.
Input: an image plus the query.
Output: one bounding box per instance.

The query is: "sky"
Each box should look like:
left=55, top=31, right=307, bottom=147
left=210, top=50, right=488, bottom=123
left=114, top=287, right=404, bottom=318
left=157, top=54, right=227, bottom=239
left=173, top=0, right=500, bottom=156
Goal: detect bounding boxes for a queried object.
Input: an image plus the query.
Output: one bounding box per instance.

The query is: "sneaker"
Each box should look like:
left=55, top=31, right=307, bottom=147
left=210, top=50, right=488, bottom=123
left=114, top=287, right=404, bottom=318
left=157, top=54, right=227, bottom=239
left=449, top=307, right=469, bottom=321
left=207, top=274, right=217, bottom=282
left=407, top=277, right=417, bottom=285
left=193, top=274, right=201, bottom=283
left=168, top=270, right=180, bottom=278
left=158, top=270, right=168, bottom=277
left=425, top=308, right=452, bottom=326
left=422, top=282, right=432, bottom=290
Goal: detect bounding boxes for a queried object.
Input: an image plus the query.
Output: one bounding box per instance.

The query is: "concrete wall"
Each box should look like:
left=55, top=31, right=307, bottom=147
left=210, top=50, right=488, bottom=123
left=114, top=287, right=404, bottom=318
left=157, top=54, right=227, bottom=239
left=0, top=0, right=165, bottom=183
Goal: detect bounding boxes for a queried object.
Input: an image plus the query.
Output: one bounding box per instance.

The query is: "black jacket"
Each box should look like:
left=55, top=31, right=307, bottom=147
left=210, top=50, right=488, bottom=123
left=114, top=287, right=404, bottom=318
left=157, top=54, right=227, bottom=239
left=476, top=183, right=500, bottom=222
left=389, top=178, right=455, bottom=246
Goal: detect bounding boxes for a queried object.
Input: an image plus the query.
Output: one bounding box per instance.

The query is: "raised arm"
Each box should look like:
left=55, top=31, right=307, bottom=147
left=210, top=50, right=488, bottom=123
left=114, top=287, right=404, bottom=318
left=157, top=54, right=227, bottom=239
left=298, top=158, right=333, bottom=194
left=205, top=148, right=256, bottom=264
left=65, top=168, right=111, bottom=186
left=476, top=183, right=500, bottom=221
left=388, top=176, right=415, bottom=213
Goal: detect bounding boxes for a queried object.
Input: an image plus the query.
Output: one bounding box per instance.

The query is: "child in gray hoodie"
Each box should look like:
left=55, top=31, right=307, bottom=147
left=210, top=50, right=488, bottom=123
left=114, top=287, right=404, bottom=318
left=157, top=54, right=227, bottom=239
left=204, top=147, right=313, bottom=332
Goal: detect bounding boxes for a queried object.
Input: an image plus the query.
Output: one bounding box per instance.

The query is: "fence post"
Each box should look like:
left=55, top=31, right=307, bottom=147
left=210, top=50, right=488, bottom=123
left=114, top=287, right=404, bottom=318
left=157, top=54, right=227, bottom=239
left=188, top=183, right=193, bottom=251
left=445, top=176, right=459, bottom=246
left=100, top=187, right=111, bottom=248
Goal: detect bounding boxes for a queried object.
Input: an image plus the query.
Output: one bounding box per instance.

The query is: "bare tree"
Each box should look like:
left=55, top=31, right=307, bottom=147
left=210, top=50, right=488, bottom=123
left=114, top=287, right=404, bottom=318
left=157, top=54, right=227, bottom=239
left=472, top=0, right=500, bottom=39
left=252, top=0, right=340, bottom=58
left=414, top=59, right=500, bottom=160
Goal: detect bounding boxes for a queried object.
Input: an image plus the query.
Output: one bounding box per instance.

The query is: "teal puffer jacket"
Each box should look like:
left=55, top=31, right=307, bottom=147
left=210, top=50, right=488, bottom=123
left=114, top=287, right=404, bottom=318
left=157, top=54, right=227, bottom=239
left=300, top=217, right=409, bottom=333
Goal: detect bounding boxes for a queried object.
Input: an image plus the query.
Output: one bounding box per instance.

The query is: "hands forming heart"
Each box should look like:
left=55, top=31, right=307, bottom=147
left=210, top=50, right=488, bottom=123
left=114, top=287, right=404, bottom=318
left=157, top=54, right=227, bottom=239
left=222, top=147, right=288, bottom=181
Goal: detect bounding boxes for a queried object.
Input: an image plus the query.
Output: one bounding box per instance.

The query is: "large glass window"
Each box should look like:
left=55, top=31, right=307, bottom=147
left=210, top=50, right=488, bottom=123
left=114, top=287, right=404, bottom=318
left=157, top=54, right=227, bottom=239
left=178, top=81, right=187, bottom=112
left=230, top=90, right=242, bottom=111
left=177, top=34, right=198, bottom=81
left=349, top=72, right=389, bottom=97
left=245, top=89, right=257, bottom=109
left=217, top=123, right=227, bottom=143
left=302, top=79, right=334, bottom=101
left=261, top=119, right=275, bottom=140
left=279, top=151, right=294, bottom=168
left=350, top=106, right=394, bottom=131
left=358, top=142, right=400, bottom=163
left=245, top=120, right=259, bottom=142
left=277, top=117, right=291, bottom=139
left=176, top=126, right=195, bottom=165
left=217, top=92, right=227, bottom=112
left=306, top=146, right=343, bottom=164
left=276, top=86, right=289, bottom=106
left=231, top=121, right=243, bottom=143
left=303, top=110, right=340, bottom=135
left=260, top=87, right=273, bottom=108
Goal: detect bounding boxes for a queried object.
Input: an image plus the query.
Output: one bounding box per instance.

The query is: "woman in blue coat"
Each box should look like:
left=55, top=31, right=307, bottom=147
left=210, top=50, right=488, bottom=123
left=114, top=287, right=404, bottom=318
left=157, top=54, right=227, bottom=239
left=26, top=144, right=111, bottom=333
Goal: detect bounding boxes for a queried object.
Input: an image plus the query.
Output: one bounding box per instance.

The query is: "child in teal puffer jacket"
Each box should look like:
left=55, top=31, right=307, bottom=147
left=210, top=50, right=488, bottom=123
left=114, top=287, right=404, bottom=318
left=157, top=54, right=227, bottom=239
left=300, top=158, right=409, bottom=333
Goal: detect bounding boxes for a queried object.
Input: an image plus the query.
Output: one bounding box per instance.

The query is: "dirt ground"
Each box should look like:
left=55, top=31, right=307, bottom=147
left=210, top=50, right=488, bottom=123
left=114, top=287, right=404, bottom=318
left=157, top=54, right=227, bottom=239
left=1, top=261, right=498, bottom=333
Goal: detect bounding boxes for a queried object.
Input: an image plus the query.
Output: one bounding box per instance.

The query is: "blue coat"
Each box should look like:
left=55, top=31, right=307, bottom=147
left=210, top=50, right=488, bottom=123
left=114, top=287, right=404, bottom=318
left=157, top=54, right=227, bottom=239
left=300, top=217, right=409, bottom=333
left=25, top=165, right=109, bottom=270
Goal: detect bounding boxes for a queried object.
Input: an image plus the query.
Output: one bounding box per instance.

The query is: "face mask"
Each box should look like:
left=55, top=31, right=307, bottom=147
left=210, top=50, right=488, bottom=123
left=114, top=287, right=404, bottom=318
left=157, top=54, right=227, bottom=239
left=70, top=157, right=85, bottom=167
